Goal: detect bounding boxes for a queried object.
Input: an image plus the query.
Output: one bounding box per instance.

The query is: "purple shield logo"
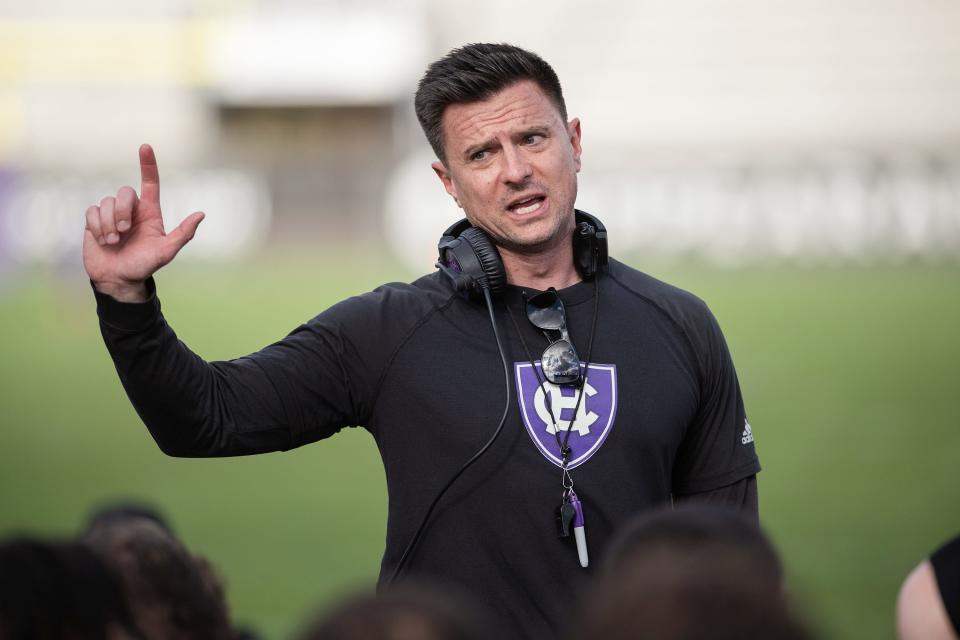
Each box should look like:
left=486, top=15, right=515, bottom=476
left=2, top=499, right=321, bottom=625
left=515, top=362, right=618, bottom=469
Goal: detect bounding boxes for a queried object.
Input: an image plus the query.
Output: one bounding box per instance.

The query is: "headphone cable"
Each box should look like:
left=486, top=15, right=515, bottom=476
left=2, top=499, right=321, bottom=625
left=385, top=285, right=513, bottom=585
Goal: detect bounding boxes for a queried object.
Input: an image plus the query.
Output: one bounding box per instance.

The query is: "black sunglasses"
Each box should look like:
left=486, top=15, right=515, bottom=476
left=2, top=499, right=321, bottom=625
left=526, top=288, right=581, bottom=385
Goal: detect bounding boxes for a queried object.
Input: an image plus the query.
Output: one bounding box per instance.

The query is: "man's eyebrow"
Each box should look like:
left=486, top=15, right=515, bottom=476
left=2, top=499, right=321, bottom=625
left=519, top=124, right=551, bottom=134
left=462, top=138, right=496, bottom=159
left=462, top=124, right=554, bottom=157
left=515, top=125, right=551, bottom=139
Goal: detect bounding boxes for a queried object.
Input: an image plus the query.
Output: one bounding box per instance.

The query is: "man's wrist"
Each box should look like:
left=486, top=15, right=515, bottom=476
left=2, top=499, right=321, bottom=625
left=93, top=279, right=149, bottom=303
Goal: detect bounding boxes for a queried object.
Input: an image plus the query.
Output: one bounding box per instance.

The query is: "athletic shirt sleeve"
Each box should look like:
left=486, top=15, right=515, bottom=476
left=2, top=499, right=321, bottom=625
left=94, top=277, right=432, bottom=457
left=670, top=298, right=761, bottom=495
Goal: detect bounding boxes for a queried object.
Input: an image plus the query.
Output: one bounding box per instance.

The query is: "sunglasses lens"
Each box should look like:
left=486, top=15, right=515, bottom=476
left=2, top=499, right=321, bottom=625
left=526, top=290, right=565, bottom=330
left=542, top=341, right=581, bottom=384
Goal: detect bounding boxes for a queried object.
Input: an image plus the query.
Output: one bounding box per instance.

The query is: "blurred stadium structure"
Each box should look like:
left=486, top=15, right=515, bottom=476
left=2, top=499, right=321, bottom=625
left=1, top=0, right=959, bottom=270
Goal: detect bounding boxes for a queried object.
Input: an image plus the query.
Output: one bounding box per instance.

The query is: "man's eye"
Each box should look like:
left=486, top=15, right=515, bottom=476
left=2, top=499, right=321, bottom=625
left=523, top=134, right=544, bottom=145
left=471, top=150, right=488, bottom=161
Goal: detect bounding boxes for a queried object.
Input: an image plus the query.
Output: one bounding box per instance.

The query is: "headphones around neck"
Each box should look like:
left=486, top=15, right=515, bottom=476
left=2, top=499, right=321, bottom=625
left=436, top=210, right=609, bottom=298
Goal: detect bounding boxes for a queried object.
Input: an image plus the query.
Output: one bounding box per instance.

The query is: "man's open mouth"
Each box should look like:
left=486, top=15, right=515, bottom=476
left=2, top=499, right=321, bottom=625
left=508, top=195, right=546, bottom=215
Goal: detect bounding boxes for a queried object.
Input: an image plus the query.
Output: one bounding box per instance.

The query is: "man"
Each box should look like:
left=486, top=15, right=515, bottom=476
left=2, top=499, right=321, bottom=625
left=84, top=43, right=760, bottom=640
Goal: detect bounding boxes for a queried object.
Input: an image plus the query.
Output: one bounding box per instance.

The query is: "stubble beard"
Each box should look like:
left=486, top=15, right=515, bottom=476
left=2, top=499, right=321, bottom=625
left=491, top=212, right=575, bottom=257
left=488, top=179, right=579, bottom=256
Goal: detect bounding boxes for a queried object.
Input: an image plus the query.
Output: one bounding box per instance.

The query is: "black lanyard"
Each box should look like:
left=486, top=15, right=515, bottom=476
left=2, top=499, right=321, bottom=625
left=505, top=276, right=601, bottom=466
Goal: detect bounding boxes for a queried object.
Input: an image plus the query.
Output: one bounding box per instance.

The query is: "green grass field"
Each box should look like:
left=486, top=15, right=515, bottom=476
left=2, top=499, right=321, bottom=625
left=1, top=249, right=958, bottom=639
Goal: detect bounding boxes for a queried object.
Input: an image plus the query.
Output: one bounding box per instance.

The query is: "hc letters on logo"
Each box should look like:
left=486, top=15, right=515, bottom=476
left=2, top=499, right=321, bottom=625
left=515, top=362, right=618, bottom=470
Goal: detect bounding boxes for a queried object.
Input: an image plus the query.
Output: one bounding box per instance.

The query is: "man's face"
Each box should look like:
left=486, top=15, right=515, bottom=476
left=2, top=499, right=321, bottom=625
left=432, top=80, right=583, bottom=255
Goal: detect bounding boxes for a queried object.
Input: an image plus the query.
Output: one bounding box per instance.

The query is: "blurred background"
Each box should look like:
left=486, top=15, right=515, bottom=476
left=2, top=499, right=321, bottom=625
left=1, top=0, right=958, bottom=637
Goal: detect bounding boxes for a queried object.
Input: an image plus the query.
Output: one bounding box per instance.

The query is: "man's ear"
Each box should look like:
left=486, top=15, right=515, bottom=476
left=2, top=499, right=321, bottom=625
left=567, top=118, right=583, bottom=172
left=432, top=160, right=462, bottom=208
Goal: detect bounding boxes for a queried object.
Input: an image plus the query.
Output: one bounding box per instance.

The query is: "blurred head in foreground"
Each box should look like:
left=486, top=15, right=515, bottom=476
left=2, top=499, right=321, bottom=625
left=897, top=534, right=960, bottom=640
left=85, top=501, right=174, bottom=535
left=298, top=583, right=493, bottom=640
left=572, top=506, right=812, bottom=640
left=0, top=537, right=137, bottom=639
left=83, top=514, right=232, bottom=640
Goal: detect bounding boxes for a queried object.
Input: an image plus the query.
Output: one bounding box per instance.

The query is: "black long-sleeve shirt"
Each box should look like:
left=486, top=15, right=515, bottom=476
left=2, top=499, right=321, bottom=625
left=96, top=257, right=760, bottom=640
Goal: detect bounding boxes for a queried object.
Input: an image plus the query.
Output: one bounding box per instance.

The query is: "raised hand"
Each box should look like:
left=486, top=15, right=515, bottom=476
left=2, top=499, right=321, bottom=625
left=83, top=144, right=205, bottom=302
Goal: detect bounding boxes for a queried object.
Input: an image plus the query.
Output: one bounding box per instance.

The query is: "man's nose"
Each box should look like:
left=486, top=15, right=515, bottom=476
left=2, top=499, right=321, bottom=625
left=501, top=146, right=533, bottom=185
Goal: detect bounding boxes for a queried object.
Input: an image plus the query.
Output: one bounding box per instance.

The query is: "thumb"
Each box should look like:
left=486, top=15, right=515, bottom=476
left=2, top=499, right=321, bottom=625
left=159, top=211, right=205, bottom=265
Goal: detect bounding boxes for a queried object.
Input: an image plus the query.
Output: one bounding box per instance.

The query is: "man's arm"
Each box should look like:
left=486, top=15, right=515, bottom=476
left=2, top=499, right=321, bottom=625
left=87, top=145, right=365, bottom=457
left=95, top=278, right=363, bottom=457
left=670, top=297, right=762, bottom=513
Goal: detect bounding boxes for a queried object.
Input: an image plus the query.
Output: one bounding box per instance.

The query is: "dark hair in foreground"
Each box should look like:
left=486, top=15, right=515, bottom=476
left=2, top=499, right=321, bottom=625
left=83, top=516, right=232, bottom=640
left=604, top=503, right=784, bottom=587
left=571, top=506, right=813, bottom=640
left=415, top=43, right=568, bottom=163
left=85, top=501, right=174, bottom=536
left=298, top=583, right=494, bottom=640
left=0, top=537, right=138, bottom=639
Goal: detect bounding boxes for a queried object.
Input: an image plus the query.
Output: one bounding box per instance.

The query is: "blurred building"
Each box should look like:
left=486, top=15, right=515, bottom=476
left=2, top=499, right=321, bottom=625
left=1, top=0, right=959, bottom=269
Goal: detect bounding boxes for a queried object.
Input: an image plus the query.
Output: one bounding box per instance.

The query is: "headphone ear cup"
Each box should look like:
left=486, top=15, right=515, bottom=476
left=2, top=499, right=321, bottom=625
left=573, top=210, right=609, bottom=280
left=459, top=227, right=506, bottom=295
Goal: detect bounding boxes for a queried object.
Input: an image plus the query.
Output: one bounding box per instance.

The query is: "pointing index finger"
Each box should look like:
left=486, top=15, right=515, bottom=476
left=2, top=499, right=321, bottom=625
left=139, top=143, right=160, bottom=204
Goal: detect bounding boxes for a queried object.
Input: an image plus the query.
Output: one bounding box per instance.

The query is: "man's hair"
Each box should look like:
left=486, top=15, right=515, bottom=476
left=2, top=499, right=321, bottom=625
left=83, top=516, right=232, bottom=640
left=571, top=506, right=813, bottom=640
left=414, top=43, right=568, bottom=163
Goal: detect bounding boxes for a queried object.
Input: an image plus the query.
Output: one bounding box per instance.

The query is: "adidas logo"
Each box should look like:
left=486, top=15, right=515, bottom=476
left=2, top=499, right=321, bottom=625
left=741, top=420, right=754, bottom=445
